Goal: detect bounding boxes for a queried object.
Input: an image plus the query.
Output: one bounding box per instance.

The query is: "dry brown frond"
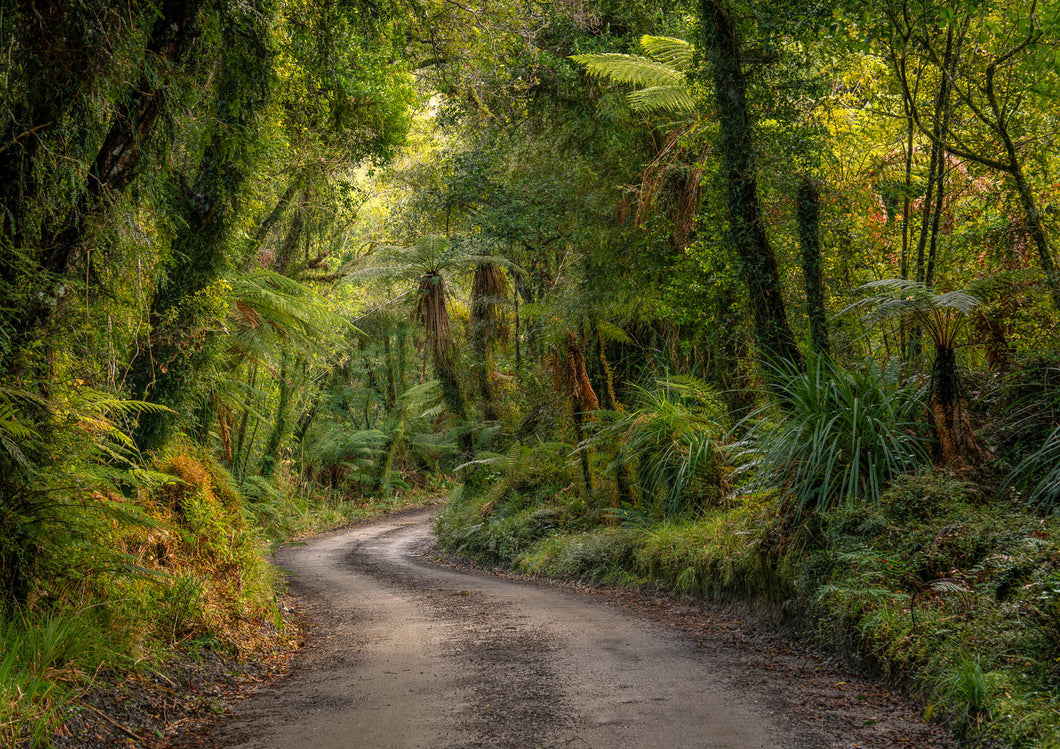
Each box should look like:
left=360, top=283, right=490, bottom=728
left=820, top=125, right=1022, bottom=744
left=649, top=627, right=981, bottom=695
left=414, top=272, right=455, bottom=373
left=632, top=127, right=705, bottom=246
left=471, top=261, right=510, bottom=343
left=232, top=301, right=262, bottom=329
left=670, top=166, right=703, bottom=247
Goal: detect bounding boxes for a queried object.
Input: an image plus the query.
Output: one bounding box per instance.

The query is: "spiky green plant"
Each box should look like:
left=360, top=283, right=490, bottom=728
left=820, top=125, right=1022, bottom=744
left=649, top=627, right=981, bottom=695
left=1006, top=426, right=1060, bottom=512
left=227, top=270, right=351, bottom=356
left=572, top=35, right=694, bottom=113
left=589, top=377, right=728, bottom=518
left=938, top=653, right=990, bottom=730
left=737, top=356, right=928, bottom=513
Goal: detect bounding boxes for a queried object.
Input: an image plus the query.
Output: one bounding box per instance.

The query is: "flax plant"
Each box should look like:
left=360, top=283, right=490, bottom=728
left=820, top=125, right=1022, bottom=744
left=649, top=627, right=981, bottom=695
left=737, top=356, right=928, bottom=513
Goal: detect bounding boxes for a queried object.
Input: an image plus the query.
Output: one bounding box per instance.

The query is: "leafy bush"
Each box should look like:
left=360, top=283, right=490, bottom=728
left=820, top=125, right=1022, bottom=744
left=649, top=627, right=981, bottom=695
left=132, top=445, right=278, bottom=646
left=592, top=377, right=729, bottom=518
left=881, top=470, right=970, bottom=521
left=737, top=356, right=929, bottom=513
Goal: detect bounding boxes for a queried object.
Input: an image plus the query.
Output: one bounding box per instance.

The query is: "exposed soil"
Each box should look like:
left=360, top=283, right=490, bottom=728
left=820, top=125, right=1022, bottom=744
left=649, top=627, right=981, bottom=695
left=154, top=508, right=953, bottom=749
left=49, top=637, right=293, bottom=748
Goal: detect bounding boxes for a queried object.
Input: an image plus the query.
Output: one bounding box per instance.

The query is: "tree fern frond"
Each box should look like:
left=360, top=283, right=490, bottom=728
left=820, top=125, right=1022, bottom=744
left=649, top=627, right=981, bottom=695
left=639, top=35, right=693, bottom=72
left=228, top=270, right=352, bottom=353
left=627, top=85, right=696, bottom=113
left=596, top=320, right=633, bottom=345
left=571, top=53, right=686, bottom=89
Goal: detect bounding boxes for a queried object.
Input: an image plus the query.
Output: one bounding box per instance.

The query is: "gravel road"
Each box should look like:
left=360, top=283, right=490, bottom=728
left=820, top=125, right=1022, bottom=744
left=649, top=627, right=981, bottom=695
left=182, top=508, right=951, bottom=749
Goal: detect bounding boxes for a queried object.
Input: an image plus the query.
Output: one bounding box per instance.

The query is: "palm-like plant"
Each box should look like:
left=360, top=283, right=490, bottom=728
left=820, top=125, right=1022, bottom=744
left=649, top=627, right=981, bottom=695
left=571, top=35, right=694, bottom=114
left=356, top=236, right=513, bottom=459
left=847, top=279, right=985, bottom=470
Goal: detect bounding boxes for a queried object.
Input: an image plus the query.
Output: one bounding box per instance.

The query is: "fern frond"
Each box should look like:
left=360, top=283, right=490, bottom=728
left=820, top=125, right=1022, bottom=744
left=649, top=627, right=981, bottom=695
left=571, top=53, right=686, bottom=89
left=228, top=271, right=351, bottom=353
left=638, top=36, right=693, bottom=71
left=627, top=85, right=696, bottom=113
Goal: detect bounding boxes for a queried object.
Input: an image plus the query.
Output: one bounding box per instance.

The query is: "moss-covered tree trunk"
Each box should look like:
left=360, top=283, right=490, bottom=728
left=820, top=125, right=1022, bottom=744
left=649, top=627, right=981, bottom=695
left=699, top=0, right=802, bottom=370
left=2, top=0, right=206, bottom=358
left=127, top=4, right=275, bottom=452
left=930, top=346, right=984, bottom=471
left=796, top=177, right=830, bottom=360
left=259, top=353, right=293, bottom=478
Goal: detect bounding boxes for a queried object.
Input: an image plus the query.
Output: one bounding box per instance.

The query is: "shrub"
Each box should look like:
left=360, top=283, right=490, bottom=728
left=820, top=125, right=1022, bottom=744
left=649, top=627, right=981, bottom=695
left=881, top=470, right=970, bottom=522
left=590, top=377, right=729, bottom=518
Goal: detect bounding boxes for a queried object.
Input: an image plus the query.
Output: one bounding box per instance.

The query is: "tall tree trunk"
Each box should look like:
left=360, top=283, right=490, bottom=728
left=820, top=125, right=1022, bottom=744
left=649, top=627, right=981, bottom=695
left=925, top=155, right=946, bottom=290
left=899, top=100, right=915, bottom=359
left=396, top=320, right=409, bottom=394
left=383, top=334, right=397, bottom=411
left=471, top=261, right=507, bottom=422
left=699, top=0, right=802, bottom=370
left=41, top=0, right=207, bottom=279
left=909, top=28, right=956, bottom=360
left=232, top=364, right=258, bottom=472
left=245, top=180, right=299, bottom=270
left=0, top=0, right=113, bottom=254
left=1010, top=161, right=1060, bottom=311
left=259, top=353, right=293, bottom=479
left=796, top=177, right=830, bottom=359
left=273, top=197, right=306, bottom=274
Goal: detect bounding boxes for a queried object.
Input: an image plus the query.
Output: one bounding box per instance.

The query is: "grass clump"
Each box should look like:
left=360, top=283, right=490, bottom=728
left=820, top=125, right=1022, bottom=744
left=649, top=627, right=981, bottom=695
left=738, top=356, right=928, bottom=513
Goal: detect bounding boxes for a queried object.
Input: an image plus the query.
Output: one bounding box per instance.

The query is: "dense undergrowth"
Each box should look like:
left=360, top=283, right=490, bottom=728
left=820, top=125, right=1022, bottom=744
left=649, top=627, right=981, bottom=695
left=0, top=444, right=441, bottom=747
left=437, top=371, right=1060, bottom=749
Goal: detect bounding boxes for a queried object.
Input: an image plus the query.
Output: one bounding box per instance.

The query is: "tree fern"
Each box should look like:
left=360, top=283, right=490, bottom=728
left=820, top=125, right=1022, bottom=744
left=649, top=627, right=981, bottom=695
left=639, top=36, right=693, bottom=71
left=571, top=36, right=694, bottom=114
left=228, top=270, right=352, bottom=355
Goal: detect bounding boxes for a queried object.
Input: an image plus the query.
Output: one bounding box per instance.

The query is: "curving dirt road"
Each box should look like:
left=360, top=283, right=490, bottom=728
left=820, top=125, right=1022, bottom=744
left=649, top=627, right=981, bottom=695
left=179, top=509, right=951, bottom=748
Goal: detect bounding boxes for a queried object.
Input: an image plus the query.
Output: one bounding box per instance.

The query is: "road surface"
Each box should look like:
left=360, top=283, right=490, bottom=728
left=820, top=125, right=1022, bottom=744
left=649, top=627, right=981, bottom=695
left=181, top=508, right=949, bottom=748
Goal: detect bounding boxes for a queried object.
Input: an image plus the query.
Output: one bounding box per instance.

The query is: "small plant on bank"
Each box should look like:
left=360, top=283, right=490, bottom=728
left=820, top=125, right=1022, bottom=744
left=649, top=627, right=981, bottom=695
left=936, top=653, right=990, bottom=734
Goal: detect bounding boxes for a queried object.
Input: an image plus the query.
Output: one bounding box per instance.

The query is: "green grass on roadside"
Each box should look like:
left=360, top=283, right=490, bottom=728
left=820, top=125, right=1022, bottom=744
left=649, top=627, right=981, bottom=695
left=0, top=449, right=449, bottom=747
